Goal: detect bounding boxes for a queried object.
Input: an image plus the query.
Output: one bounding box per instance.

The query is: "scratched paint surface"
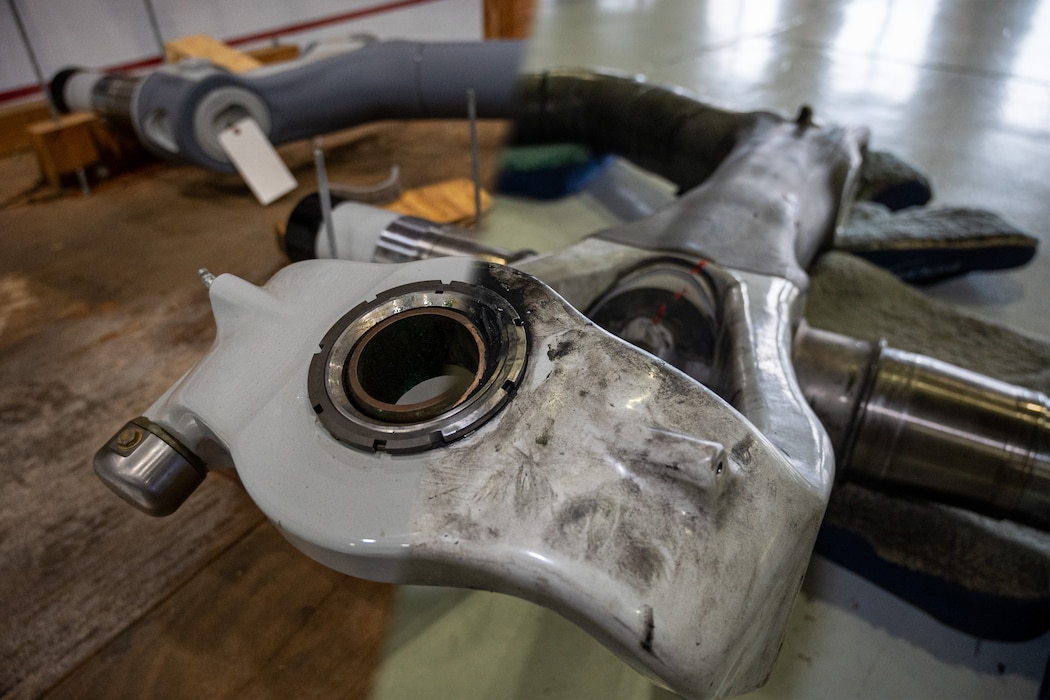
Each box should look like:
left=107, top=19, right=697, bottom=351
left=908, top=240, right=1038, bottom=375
left=411, top=266, right=828, bottom=698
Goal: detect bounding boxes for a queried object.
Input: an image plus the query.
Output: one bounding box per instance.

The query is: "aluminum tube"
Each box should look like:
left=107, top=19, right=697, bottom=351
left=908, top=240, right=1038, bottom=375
left=795, top=326, right=1050, bottom=529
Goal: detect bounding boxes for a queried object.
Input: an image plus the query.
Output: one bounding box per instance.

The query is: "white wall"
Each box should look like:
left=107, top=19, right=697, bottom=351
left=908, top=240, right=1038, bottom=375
left=1, top=0, right=482, bottom=103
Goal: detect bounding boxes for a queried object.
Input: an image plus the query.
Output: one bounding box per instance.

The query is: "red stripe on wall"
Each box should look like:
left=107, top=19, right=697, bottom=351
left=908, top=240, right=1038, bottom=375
left=0, top=0, right=443, bottom=105
left=226, top=0, right=440, bottom=47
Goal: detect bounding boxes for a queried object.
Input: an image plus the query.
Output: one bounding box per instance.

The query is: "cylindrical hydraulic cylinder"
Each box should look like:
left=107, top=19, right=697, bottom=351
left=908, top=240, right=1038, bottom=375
left=795, top=326, right=1050, bottom=529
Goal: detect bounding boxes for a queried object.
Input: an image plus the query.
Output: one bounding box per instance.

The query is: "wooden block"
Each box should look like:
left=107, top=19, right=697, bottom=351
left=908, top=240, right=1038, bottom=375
left=0, top=99, right=52, bottom=157
left=27, top=112, right=101, bottom=188
left=384, top=178, right=493, bottom=225
left=245, top=43, right=300, bottom=65
left=484, top=0, right=536, bottom=39
left=165, top=34, right=262, bottom=73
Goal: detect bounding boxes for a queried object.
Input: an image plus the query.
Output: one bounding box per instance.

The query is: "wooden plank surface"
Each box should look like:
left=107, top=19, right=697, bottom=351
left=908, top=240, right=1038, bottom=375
left=246, top=44, right=300, bottom=66
left=45, top=522, right=394, bottom=700
left=0, top=279, right=265, bottom=700
left=385, top=177, right=493, bottom=224
left=165, top=35, right=262, bottom=73
left=0, top=119, right=509, bottom=700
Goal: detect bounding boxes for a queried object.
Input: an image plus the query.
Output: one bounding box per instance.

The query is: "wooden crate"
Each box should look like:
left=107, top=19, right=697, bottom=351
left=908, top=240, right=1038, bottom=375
left=27, top=112, right=101, bottom=188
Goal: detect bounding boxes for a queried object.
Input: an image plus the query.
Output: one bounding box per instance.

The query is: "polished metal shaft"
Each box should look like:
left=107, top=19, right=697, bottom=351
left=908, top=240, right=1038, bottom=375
left=89, top=74, right=137, bottom=122
left=377, top=217, right=532, bottom=266
left=795, top=325, right=1049, bottom=529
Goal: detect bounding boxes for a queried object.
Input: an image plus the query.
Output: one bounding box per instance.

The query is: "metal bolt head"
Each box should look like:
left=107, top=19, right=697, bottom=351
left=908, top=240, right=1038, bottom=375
left=116, top=428, right=143, bottom=450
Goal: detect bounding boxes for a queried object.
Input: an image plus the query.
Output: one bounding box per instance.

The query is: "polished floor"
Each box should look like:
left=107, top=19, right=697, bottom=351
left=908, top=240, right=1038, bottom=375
left=2, top=2, right=1046, bottom=699
left=523, top=0, right=1050, bottom=337
left=370, top=1, right=1049, bottom=699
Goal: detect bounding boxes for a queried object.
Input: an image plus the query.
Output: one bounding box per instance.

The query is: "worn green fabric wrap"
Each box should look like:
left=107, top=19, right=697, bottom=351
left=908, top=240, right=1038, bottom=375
left=838, top=202, right=1039, bottom=283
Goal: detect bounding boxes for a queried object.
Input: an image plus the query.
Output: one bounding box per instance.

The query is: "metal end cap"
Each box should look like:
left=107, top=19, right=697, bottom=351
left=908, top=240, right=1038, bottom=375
left=49, top=66, right=83, bottom=114
left=93, top=417, right=207, bottom=517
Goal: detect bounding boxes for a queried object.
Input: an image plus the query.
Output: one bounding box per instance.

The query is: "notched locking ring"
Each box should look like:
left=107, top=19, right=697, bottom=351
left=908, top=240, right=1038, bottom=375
left=307, top=265, right=529, bottom=454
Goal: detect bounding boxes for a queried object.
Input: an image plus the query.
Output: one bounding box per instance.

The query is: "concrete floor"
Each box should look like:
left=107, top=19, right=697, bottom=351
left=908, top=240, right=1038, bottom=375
left=523, top=0, right=1050, bottom=339
left=372, top=1, right=1050, bottom=699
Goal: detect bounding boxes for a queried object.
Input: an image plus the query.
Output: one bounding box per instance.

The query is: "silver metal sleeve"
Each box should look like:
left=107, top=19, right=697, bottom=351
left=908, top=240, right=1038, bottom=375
left=55, top=69, right=138, bottom=123
left=377, top=217, right=532, bottom=265
left=795, top=325, right=1050, bottom=529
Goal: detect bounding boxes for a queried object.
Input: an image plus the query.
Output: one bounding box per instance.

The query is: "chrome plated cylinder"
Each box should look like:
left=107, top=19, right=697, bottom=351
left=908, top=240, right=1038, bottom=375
left=377, top=217, right=532, bottom=265
left=795, top=326, right=1050, bottom=529
left=51, top=68, right=138, bottom=124
left=89, top=74, right=137, bottom=122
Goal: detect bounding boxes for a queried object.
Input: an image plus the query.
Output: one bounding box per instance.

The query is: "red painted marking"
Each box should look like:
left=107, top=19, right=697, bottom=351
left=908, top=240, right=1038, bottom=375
left=651, top=303, right=668, bottom=326
left=651, top=260, right=706, bottom=325
left=642, top=261, right=709, bottom=327
left=0, top=0, right=441, bottom=105
left=226, top=0, right=439, bottom=47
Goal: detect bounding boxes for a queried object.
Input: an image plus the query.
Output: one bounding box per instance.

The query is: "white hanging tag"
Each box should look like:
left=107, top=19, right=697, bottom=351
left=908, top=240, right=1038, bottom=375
left=217, top=117, right=297, bottom=205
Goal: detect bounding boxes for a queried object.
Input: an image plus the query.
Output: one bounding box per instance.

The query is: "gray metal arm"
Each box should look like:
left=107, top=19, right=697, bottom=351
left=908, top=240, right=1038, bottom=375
left=52, top=39, right=525, bottom=171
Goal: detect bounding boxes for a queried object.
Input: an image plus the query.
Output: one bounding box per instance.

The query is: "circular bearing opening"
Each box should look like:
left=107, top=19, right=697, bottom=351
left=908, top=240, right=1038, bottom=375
left=308, top=274, right=529, bottom=454
left=347, top=308, right=485, bottom=423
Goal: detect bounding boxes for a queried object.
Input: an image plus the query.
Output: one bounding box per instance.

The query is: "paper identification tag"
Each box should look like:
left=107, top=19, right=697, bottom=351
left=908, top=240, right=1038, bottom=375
left=217, top=118, right=297, bottom=205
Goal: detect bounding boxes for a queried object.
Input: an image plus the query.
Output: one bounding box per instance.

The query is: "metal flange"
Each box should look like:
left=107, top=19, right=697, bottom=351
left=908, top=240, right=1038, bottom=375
left=307, top=268, right=529, bottom=453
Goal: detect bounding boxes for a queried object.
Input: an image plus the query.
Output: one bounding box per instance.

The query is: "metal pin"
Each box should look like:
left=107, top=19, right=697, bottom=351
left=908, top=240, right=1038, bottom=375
left=74, top=169, right=90, bottom=195
left=9, top=0, right=91, bottom=195
left=142, top=0, right=166, bottom=54
left=8, top=0, right=55, bottom=121
left=198, top=268, right=216, bottom=288
left=313, top=139, right=338, bottom=259
left=467, top=88, right=482, bottom=231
